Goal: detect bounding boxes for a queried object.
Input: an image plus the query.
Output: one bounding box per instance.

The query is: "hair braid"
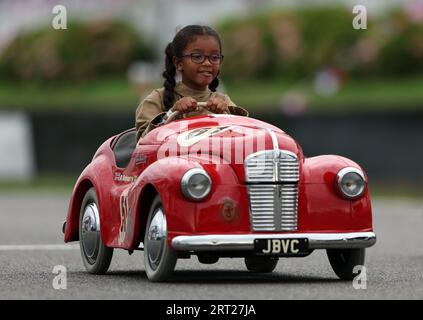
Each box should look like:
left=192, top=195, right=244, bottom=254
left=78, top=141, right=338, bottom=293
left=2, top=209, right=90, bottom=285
left=208, top=76, right=219, bottom=92
left=162, top=42, right=176, bottom=111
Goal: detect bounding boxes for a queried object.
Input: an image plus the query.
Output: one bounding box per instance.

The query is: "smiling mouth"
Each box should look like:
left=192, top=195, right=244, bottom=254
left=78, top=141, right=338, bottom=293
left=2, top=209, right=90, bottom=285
left=199, top=71, right=213, bottom=77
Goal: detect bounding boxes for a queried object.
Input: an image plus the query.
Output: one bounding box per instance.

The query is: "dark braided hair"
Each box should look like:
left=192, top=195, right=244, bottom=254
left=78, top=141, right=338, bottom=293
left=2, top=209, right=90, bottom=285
left=208, top=73, right=219, bottom=92
left=162, top=42, right=176, bottom=111
left=162, top=25, right=223, bottom=111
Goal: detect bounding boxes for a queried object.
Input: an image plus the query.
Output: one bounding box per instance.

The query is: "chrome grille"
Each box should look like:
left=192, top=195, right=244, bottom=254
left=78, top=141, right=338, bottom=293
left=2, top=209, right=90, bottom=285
left=245, top=150, right=300, bottom=232
left=280, top=184, right=299, bottom=231
left=279, top=156, right=300, bottom=182
left=247, top=185, right=277, bottom=231
left=245, top=150, right=299, bottom=183
left=245, top=153, right=274, bottom=182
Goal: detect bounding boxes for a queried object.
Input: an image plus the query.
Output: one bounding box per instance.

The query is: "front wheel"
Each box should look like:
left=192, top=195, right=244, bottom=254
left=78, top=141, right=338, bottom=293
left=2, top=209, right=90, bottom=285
left=327, top=248, right=365, bottom=280
left=79, top=187, right=113, bottom=274
left=144, top=194, right=177, bottom=282
left=244, top=256, right=279, bottom=273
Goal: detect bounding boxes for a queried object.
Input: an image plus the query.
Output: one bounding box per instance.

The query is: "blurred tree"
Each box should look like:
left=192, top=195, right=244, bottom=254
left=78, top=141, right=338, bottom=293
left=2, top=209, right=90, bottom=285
left=0, top=20, right=154, bottom=84
left=376, top=11, right=423, bottom=76
left=217, top=7, right=423, bottom=81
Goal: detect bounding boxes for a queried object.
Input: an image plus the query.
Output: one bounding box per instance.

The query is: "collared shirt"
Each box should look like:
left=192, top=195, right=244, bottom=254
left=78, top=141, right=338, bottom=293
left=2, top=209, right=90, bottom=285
left=135, top=82, right=249, bottom=141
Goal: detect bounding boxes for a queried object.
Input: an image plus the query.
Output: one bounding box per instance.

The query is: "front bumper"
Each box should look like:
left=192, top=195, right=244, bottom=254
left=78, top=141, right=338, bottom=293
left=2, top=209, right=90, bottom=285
left=171, top=232, right=376, bottom=251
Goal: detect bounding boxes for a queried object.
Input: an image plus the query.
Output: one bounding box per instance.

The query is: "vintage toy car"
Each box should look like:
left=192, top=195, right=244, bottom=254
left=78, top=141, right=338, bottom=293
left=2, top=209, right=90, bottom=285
left=63, top=104, right=376, bottom=282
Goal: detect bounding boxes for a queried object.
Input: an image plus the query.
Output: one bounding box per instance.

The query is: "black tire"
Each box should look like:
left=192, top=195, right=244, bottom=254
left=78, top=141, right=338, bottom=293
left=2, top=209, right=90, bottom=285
left=144, top=194, right=177, bottom=282
left=245, top=256, right=279, bottom=273
left=79, top=187, right=113, bottom=274
left=327, top=248, right=365, bottom=280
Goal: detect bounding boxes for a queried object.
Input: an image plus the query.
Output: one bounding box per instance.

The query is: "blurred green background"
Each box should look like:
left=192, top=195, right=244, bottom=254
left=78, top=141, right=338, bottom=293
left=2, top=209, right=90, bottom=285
left=1, top=4, right=423, bottom=112
left=0, top=0, right=422, bottom=196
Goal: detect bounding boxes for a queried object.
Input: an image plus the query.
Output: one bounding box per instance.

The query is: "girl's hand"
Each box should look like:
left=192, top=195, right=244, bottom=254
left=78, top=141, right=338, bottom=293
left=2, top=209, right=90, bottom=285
left=206, top=97, right=229, bottom=114
left=171, top=97, right=197, bottom=113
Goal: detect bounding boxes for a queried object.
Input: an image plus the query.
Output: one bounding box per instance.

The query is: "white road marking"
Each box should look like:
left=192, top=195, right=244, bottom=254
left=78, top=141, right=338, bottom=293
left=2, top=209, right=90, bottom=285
left=0, top=244, right=80, bottom=251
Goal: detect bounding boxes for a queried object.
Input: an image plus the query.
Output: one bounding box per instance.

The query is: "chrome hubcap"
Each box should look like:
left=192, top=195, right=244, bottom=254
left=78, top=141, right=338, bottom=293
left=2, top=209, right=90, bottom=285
left=81, top=202, right=100, bottom=264
left=147, top=208, right=167, bottom=270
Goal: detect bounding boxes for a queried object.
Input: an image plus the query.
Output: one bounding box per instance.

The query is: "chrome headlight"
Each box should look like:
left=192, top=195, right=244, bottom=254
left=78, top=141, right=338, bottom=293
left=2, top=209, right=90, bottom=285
left=181, top=168, right=212, bottom=201
left=336, top=167, right=366, bottom=199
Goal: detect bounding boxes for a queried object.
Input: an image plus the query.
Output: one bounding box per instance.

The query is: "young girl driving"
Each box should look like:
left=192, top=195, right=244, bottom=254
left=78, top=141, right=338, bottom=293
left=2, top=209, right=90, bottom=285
left=135, top=25, right=249, bottom=141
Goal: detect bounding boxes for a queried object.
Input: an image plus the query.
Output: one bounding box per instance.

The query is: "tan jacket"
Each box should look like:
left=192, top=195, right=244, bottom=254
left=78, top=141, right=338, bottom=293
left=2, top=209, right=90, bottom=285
left=135, top=82, right=249, bottom=141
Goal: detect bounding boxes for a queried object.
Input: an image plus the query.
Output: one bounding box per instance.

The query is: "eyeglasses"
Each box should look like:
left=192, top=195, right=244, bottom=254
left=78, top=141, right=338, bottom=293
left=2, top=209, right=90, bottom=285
left=180, top=53, right=224, bottom=65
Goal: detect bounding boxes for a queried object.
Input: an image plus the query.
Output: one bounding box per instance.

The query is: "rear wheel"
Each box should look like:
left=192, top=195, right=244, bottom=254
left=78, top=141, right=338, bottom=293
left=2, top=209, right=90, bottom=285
left=327, top=248, right=365, bottom=280
left=79, top=188, right=113, bottom=274
left=245, top=256, right=279, bottom=273
left=144, top=194, right=177, bottom=282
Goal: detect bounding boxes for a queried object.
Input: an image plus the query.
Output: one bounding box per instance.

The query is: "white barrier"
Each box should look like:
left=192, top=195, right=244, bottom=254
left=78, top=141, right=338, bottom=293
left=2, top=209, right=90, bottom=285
left=0, top=112, right=35, bottom=181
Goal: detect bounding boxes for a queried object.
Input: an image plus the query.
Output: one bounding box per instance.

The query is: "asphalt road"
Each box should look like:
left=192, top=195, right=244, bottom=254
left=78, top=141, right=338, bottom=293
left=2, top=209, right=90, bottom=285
left=0, top=191, right=422, bottom=300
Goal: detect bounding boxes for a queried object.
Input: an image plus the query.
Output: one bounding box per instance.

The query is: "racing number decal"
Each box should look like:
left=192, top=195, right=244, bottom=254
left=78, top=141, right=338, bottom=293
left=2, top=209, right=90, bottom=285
left=177, top=126, right=236, bottom=147
left=119, top=187, right=130, bottom=244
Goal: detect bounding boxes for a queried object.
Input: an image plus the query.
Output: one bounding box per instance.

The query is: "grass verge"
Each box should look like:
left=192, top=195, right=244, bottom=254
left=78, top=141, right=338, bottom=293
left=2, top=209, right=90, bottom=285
left=0, top=76, right=423, bottom=113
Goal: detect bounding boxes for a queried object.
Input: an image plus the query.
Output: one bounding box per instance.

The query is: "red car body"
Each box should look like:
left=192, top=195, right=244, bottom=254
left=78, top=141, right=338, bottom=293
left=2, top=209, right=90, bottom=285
left=64, top=113, right=375, bottom=280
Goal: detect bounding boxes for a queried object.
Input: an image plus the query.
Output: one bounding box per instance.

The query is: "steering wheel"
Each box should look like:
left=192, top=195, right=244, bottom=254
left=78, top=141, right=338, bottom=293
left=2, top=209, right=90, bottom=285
left=164, top=102, right=208, bottom=124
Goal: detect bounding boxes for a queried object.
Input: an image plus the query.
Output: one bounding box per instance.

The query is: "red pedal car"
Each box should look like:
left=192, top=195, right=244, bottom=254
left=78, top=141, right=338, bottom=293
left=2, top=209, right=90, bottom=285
left=63, top=105, right=376, bottom=282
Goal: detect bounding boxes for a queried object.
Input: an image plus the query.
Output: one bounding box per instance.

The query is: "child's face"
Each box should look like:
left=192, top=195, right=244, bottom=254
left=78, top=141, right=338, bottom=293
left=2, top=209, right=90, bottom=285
left=175, top=35, right=221, bottom=91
